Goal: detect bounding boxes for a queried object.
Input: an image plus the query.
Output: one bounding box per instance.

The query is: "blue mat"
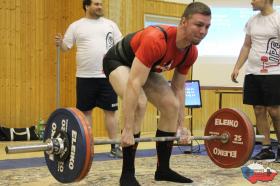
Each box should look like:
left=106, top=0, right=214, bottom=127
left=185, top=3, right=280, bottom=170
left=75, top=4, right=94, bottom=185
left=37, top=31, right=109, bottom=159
left=0, top=144, right=278, bottom=170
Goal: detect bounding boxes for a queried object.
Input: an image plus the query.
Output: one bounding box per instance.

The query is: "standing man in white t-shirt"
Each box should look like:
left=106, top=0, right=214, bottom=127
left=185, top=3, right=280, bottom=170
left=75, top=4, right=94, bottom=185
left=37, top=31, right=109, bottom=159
left=55, top=0, right=123, bottom=158
left=231, top=0, right=280, bottom=162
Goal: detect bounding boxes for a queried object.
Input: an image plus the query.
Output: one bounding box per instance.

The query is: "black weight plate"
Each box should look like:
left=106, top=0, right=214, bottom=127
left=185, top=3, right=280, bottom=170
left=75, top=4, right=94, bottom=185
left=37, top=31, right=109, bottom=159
left=43, top=108, right=93, bottom=183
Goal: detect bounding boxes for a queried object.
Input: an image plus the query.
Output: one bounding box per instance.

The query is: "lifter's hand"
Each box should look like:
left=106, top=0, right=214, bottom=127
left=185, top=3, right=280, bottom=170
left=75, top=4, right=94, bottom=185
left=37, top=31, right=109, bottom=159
left=55, top=33, right=63, bottom=47
left=176, top=127, right=191, bottom=144
left=121, top=128, right=135, bottom=147
left=231, top=69, right=239, bottom=83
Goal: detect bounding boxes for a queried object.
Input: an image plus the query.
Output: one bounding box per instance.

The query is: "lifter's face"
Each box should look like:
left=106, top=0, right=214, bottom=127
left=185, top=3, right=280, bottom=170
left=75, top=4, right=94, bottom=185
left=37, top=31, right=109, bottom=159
left=86, top=0, right=103, bottom=18
left=251, top=0, right=270, bottom=11
left=181, top=13, right=211, bottom=45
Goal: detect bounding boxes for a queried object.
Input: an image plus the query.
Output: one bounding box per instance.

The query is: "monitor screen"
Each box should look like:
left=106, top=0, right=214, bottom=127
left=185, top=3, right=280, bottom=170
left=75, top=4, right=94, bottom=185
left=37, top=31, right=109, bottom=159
left=185, top=80, right=202, bottom=108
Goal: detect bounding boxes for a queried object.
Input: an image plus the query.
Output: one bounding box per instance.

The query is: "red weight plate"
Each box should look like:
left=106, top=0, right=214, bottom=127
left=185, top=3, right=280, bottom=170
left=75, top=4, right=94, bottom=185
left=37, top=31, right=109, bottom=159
left=204, top=108, right=255, bottom=168
left=68, top=108, right=94, bottom=182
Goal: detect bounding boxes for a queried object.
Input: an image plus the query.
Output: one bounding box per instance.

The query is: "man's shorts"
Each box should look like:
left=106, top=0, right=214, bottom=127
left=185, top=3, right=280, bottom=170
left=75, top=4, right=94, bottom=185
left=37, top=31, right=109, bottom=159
left=243, top=74, right=280, bottom=106
left=76, top=78, right=118, bottom=111
left=103, top=44, right=130, bottom=78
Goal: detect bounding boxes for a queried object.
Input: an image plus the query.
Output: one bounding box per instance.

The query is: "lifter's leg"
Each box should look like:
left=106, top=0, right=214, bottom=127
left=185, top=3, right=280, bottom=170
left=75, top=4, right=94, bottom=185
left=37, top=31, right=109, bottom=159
left=144, top=73, right=193, bottom=183
left=109, top=66, right=147, bottom=186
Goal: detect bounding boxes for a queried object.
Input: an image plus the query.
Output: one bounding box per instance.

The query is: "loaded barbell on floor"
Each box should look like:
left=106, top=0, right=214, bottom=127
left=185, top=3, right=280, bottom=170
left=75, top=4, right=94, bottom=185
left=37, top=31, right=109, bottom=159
left=5, top=108, right=264, bottom=183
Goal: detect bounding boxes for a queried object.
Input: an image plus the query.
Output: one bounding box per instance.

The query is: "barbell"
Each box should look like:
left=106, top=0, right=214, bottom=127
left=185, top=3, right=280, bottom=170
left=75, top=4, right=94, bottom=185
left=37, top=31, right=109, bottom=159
left=5, top=107, right=264, bottom=183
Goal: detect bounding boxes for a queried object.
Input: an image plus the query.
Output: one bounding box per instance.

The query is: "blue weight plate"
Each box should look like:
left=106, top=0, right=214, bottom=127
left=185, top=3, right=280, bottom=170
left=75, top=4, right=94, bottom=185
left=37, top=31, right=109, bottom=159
left=43, top=108, right=93, bottom=183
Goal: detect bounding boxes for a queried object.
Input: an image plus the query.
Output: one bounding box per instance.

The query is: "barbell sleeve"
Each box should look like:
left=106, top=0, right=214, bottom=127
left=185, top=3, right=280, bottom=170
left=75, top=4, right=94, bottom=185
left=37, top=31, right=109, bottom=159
left=5, top=138, right=64, bottom=155
left=6, top=140, right=53, bottom=154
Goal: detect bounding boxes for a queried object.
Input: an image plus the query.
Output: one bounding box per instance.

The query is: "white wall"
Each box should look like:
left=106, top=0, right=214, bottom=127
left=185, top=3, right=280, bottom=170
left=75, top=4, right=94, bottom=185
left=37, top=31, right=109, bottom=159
left=192, top=0, right=280, bottom=87
left=150, top=0, right=280, bottom=87
left=192, top=57, right=245, bottom=87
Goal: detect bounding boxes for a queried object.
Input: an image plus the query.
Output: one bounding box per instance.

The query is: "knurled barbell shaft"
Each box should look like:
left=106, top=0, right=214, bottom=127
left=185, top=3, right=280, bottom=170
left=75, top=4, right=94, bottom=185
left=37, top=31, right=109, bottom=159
left=94, top=135, right=227, bottom=145
left=5, top=134, right=265, bottom=154
left=94, top=134, right=265, bottom=144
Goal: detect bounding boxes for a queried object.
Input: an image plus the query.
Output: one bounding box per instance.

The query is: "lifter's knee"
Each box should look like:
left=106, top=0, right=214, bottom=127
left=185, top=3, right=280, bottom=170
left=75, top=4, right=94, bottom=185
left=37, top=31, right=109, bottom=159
left=159, top=96, right=180, bottom=119
left=137, top=94, right=147, bottom=116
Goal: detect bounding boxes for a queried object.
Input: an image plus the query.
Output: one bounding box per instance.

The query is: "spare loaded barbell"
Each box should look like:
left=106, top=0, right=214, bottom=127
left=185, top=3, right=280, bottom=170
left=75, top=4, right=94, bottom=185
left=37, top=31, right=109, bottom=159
left=5, top=108, right=264, bottom=183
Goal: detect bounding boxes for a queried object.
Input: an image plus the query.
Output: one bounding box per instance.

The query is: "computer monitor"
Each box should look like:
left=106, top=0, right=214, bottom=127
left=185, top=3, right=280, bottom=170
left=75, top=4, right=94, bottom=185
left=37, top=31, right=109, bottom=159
left=184, top=80, right=202, bottom=108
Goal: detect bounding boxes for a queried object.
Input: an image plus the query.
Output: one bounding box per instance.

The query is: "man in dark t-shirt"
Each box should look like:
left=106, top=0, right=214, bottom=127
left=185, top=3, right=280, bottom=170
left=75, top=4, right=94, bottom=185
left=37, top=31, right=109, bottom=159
left=103, top=2, right=211, bottom=185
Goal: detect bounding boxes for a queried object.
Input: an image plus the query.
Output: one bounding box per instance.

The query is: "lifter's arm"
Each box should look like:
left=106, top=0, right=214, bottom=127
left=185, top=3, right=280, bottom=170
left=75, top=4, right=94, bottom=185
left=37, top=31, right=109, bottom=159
left=170, top=70, right=191, bottom=144
left=170, top=70, right=186, bottom=129
left=121, top=57, right=150, bottom=147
